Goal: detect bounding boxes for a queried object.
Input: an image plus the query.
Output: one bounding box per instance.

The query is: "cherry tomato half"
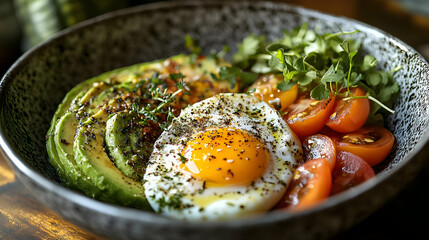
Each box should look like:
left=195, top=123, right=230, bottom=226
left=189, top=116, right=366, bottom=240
left=331, top=151, right=375, bottom=195
left=251, top=74, right=298, bottom=111
left=275, top=158, right=332, bottom=211
left=284, top=95, right=336, bottom=138
left=330, top=126, right=395, bottom=166
left=326, top=87, right=370, bottom=133
left=303, top=134, right=336, bottom=171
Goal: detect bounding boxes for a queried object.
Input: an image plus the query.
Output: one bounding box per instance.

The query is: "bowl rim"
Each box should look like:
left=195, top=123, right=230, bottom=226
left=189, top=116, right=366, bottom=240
left=1, top=0, right=429, bottom=228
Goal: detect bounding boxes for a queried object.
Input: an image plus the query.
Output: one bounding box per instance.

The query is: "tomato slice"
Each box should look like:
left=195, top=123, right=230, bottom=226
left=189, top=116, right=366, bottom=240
left=303, top=134, right=336, bottom=171
left=331, top=151, right=375, bottom=194
left=326, top=87, right=370, bottom=133
left=275, top=158, right=332, bottom=211
left=251, top=74, right=298, bottom=111
left=284, top=95, right=336, bottom=138
left=329, top=126, right=394, bottom=166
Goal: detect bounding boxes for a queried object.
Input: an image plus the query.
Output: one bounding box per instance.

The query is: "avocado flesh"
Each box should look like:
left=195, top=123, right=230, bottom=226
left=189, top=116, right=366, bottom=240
left=54, top=112, right=107, bottom=199
left=51, top=80, right=146, bottom=202
left=53, top=80, right=148, bottom=206
left=50, top=81, right=113, bottom=194
left=69, top=79, right=154, bottom=208
left=74, top=108, right=149, bottom=209
left=46, top=83, right=92, bottom=189
left=46, top=136, right=74, bottom=188
left=48, top=59, right=168, bottom=209
left=53, top=80, right=150, bottom=208
left=105, top=112, right=159, bottom=179
left=47, top=69, right=151, bottom=198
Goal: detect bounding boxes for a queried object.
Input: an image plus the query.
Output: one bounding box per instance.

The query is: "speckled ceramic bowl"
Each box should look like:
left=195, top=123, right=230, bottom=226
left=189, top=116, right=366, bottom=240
left=1, top=1, right=429, bottom=239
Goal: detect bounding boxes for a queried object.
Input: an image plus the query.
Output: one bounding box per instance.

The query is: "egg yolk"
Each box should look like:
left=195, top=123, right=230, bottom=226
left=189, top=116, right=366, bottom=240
left=181, top=128, right=270, bottom=186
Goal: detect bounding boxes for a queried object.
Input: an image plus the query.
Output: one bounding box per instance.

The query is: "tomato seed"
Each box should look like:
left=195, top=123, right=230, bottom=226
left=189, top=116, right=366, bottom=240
left=310, top=101, right=319, bottom=107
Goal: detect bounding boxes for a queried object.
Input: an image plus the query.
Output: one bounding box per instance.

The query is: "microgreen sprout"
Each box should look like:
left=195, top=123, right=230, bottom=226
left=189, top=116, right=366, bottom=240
left=131, top=72, right=187, bottom=130
left=220, top=24, right=399, bottom=125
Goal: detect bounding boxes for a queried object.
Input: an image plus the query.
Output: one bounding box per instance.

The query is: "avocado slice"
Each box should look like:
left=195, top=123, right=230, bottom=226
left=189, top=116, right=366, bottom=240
left=46, top=82, right=92, bottom=188
left=51, top=80, right=144, bottom=201
left=46, top=136, right=74, bottom=188
left=54, top=112, right=107, bottom=199
left=47, top=59, right=160, bottom=191
left=49, top=79, right=113, bottom=192
left=105, top=112, right=160, bottom=179
left=74, top=108, right=150, bottom=209
left=51, top=80, right=145, bottom=204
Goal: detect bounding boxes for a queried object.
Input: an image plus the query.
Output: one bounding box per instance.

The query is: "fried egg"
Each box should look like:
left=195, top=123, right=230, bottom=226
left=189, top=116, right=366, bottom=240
left=143, top=93, right=303, bottom=221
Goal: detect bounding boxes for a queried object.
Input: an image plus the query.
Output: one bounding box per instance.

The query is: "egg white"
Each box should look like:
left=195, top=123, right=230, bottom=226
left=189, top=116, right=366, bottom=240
left=143, top=93, right=303, bottom=221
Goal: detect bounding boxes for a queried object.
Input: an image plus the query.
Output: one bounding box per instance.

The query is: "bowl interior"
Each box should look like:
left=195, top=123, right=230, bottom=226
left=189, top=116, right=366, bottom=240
left=1, top=0, right=429, bottom=236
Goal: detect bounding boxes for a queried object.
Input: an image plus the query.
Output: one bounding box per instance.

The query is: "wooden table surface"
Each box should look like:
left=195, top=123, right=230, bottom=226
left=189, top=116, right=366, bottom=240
left=0, top=154, right=101, bottom=240
left=1, top=151, right=428, bottom=239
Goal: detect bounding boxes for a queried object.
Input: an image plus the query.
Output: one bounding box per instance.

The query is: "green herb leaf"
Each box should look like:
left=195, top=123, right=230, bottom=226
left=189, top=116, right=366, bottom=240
left=321, top=65, right=345, bottom=83
left=131, top=71, right=186, bottom=130
left=310, top=84, right=331, bottom=100
left=233, top=35, right=264, bottom=69
left=324, top=29, right=361, bottom=40
left=219, top=66, right=237, bottom=89
left=251, top=60, right=273, bottom=73
left=296, top=71, right=317, bottom=86
left=366, top=71, right=382, bottom=86
left=340, top=40, right=351, bottom=53
left=219, top=66, right=259, bottom=88
left=361, top=55, right=377, bottom=71
left=350, top=53, right=362, bottom=68
left=169, top=73, right=185, bottom=80
left=350, top=72, right=363, bottom=85
left=247, top=87, right=256, bottom=95
left=185, top=34, right=202, bottom=55
left=378, top=81, right=399, bottom=103
left=274, top=49, right=286, bottom=64
left=209, top=45, right=230, bottom=61
left=178, top=153, right=187, bottom=163
left=156, top=194, right=185, bottom=212
left=189, top=54, right=197, bottom=65
left=285, top=70, right=300, bottom=80
left=293, top=57, right=305, bottom=72
left=240, top=71, right=259, bottom=85
left=304, top=52, right=325, bottom=70
left=276, top=81, right=295, bottom=91
left=209, top=72, right=219, bottom=81
left=268, top=55, right=283, bottom=70
left=266, top=42, right=290, bottom=52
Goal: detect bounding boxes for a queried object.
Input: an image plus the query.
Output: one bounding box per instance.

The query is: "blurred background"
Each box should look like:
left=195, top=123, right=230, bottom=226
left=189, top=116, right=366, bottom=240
left=2, top=0, right=429, bottom=76
left=0, top=0, right=428, bottom=239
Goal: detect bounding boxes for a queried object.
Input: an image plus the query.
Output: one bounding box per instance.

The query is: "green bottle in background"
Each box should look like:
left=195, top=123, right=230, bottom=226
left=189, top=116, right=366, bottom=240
left=14, top=0, right=130, bottom=49
left=0, top=0, right=163, bottom=75
left=0, top=0, right=21, bottom=74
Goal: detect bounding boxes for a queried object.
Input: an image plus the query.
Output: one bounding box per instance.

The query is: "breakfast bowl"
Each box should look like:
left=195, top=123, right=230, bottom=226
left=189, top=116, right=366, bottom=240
left=1, top=1, right=429, bottom=239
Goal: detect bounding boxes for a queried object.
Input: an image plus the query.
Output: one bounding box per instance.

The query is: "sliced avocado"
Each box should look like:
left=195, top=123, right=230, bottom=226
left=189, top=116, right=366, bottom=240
left=54, top=112, right=107, bottom=199
left=92, top=79, right=156, bottom=180
left=46, top=82, right=92, bottom=188
left=46, top=136, right=74, bottom=188
left=49, top=79, right=112, bottom=190
left=105, top=112, right=160, bottom=179
left=74, top=108, right=150, bottom=209
left=51, top=79, right=142, bottom=200
left=51, top=77, right=143, bottom=197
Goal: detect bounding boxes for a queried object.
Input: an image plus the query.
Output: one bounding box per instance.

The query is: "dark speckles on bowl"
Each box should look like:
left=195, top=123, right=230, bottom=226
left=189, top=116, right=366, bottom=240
left=1, top=1, right=429, bottom=240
